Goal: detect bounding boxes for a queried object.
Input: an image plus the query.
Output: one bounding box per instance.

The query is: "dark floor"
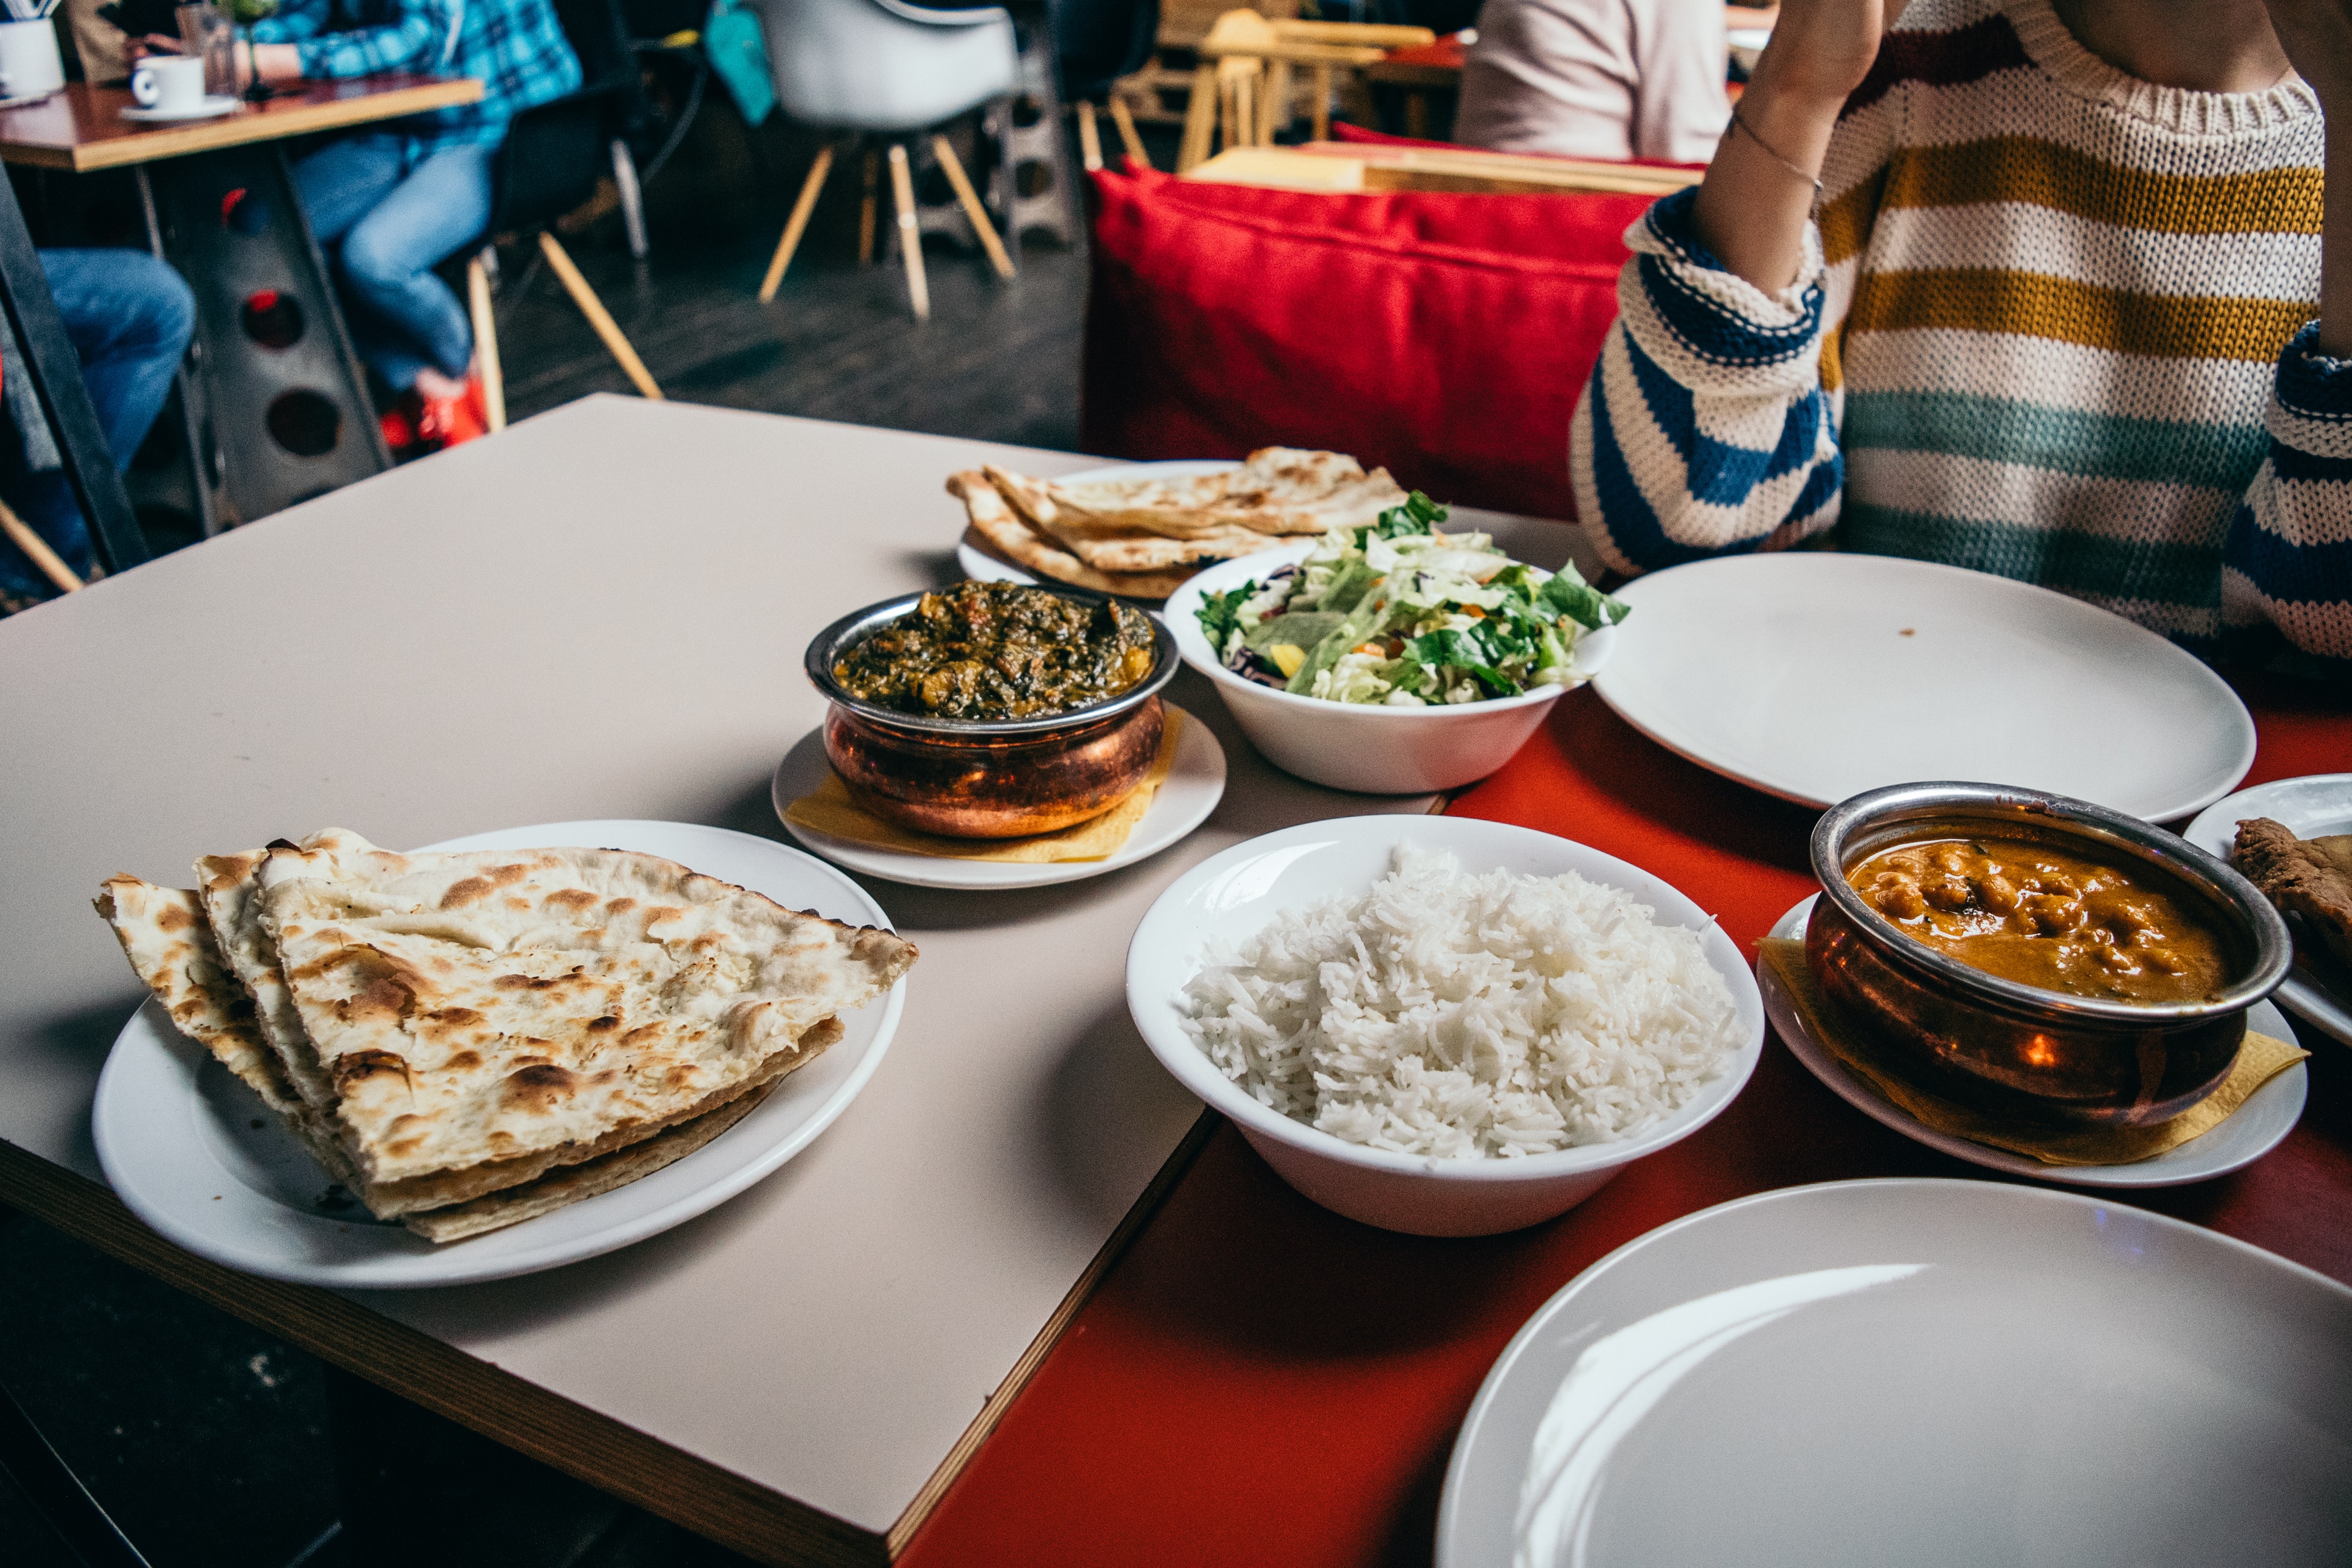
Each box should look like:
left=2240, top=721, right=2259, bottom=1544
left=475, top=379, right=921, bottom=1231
left=2, top=103, right=1181, bottom=1567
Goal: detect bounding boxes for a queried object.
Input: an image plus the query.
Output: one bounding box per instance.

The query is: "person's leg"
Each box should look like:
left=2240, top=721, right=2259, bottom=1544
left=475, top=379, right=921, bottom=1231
left=288, top=133, right=409, bottom=249
left=0, top=249, right=196, bottom=597
left=334, top=147, right=496, bottom=392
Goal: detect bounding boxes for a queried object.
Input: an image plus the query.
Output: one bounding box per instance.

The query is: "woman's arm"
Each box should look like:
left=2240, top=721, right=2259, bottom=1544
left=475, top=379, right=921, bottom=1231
left=257, top=0, right=461, bottom=81
left=1692, top=0, right=1908, bottom=290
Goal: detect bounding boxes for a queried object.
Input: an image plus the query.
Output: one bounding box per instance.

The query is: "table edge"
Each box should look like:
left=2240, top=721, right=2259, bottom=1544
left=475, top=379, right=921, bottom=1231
left=0, top=80, right=484, bottom=171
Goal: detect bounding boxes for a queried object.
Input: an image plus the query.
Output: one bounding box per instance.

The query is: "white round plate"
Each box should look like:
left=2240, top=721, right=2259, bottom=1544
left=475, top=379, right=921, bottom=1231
left=770, top=704, right=1226, bottom=890
left=120, top=95, right=241, bottom=123
left=2184, top=774, right=2352, bottom=1048
left=1438, top=1179, right=2352, bottom=1568
left=1761, top=894, right=2306, bottom=1185
left=955, top=459, right=1238, bottom=590
left=1591, top=554, right=2255, bottom=821
left=91, top=821, right=907, bottom=1288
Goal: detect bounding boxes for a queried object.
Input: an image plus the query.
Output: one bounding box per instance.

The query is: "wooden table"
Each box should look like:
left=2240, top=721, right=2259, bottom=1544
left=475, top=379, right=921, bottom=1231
left=0, top=397, right=1568, bottom=1564
left=0, top=75, right=484, bottom=532
left=0, top=77, right=480, bottom=173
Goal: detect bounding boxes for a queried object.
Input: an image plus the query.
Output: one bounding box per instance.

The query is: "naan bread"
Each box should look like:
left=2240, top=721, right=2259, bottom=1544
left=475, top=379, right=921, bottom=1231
left=400, top=1071, right=785, bottom=1242
left=253, top=832, right=914, bottom=1193
left=2235, top=818, right=2352, bottom=969
left=949, top=473, right=1191, bottom=598
left=1045, top=448, right=1407, bottom=538
left=197, top=846, right=346, bottom=1123
left=982, top=466, right=1275, bottom=571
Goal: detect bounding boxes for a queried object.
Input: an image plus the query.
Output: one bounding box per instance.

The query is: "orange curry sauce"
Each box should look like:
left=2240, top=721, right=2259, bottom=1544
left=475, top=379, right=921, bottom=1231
left=1847, top=837, right=2229, bottom=1004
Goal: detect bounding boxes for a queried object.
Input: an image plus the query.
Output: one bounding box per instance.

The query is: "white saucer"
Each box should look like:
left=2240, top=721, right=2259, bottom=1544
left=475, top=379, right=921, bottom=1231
left=121, top=95, right=241, bottom=123
left=1759, top=895, right=2306, bottom=1187
left=2184, top=774, right=2352, bottom=1048
left=91, top=821, right=908, bottom=1287
left=771, top=703, right=1227, bottom=890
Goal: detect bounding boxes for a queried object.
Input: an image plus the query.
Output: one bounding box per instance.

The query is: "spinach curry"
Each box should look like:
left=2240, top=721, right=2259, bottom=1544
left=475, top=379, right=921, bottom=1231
left=834, top=581, right=1156, bottom=721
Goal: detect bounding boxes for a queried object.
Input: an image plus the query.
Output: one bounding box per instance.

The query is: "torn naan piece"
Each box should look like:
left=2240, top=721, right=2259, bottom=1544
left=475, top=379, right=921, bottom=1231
left=949, top=473, right=1191, bottom=598
left=1044, top=447, right=1408, bottom=538
left=982, top=465, right=1276, bottom=572
left=252, top=832, right=913, bottom=1213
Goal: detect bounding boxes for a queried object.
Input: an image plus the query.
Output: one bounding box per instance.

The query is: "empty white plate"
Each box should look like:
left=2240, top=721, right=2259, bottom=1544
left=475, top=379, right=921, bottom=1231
left=2185, top=775, right=2352, bottom=1048
left=770, top=704, right=1226, bottom=890
left=1439, top=1179, right=2352, bottom=1568
left=1762, top=895, right=2306, bottom=1186
left=92, top=821, right=907, bottom=1288
left=1591, top=554, right=2255, bottom=821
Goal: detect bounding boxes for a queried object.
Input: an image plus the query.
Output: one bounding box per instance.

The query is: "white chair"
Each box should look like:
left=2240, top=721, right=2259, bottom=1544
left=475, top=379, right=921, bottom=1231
left=754, top=0, right=1021, bottom=319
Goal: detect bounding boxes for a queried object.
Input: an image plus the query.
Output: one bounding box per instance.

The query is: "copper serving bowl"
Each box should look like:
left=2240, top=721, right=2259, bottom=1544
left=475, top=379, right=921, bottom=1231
left=1806, top=782, right=2292, bottom=1127
left=805, top=586, right=1180, bottom=839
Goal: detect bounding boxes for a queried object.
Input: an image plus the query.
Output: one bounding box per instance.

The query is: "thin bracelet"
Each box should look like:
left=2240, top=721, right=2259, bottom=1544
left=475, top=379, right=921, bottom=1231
left=1728, top=104, right=1825, bottom=213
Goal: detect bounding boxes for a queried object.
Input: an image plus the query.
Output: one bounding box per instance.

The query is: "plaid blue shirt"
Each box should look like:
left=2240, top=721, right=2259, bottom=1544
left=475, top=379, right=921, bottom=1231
left=252, top=0, right=583, bottom=156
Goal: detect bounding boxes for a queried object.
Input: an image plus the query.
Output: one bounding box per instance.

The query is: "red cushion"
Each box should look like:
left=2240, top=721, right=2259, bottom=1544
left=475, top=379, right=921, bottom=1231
left=1080, top=166, right=1656, bottom=521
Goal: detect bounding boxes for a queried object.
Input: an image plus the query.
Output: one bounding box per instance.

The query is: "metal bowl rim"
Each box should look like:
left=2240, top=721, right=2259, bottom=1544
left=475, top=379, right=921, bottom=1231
left=805, top=585, right=1181, bottom=738
left=1809, top=780, right=2293, bottom=1026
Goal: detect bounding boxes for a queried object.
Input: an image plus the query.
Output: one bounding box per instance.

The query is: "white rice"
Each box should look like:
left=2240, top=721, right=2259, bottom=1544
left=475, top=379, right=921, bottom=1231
left=1178, top=844, right=1741, bottom=1158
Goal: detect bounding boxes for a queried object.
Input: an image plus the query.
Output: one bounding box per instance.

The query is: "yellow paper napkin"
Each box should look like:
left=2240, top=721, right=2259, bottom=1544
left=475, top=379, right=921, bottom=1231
left=1758, top=938, right=2307, bottom=1167
left=785, top=709, right=1184, bottom=863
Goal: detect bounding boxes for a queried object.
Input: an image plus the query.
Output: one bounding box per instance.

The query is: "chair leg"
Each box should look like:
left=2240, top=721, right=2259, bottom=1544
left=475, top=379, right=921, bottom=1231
left=0, top=498, right=81, bottom=592
left=1264, top=60, right=1289, bottom=143
left=858, top=147, right=879, bottom=265
left=886, top=142, right=929, bottom=320
left=1076, top=100, right=1101, bottom=172
left=759, top=143, right=834, bottom=303
left=537, top=232, right=664, bottom=400
left=1311, top=63, right=1332, bottom=141
left=1108, top=94, right=1150, bottom=171
left=931, top=133, right=1015, bottom=281
left=1178, top=63, right=1216, bottom=171
left=611, top=139, right=649, bottom=263
left=466, top=249, right=505, bottom=433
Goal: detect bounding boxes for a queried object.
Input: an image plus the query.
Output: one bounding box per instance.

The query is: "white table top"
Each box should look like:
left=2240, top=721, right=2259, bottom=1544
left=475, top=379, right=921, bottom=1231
left=0, top=397, right=1528, bottom=1549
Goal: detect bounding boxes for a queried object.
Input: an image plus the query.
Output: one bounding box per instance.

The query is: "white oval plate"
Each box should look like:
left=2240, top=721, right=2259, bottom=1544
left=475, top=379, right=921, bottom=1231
left=955, top=459, right=1239, bottom=590
left=1591, top=554, right=2256, bottom=821
left=2184, top=774, right=2352, bottom=1048
left=1762, top=894, right=2306, bottom=1185
left=91, top=821, right=907, bottom=1288
left=1438, top=1179, right=2352, bottom=1568
left=770, top=704, right=1226, bottom=890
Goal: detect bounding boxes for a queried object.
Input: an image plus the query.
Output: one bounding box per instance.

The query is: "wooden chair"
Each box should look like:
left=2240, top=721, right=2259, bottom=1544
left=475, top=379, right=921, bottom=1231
left=1178, top=9, right=1433, bottom=171
left=1062, top=0, right=1162, bottom=173
left=751, top=0, right=1021, bottom=320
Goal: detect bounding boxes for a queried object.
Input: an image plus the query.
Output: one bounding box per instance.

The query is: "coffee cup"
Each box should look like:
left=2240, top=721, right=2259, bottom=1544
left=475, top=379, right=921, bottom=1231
left=0, top=19, right=66, bottom=103
left=131, top=54, right=209, bottom=115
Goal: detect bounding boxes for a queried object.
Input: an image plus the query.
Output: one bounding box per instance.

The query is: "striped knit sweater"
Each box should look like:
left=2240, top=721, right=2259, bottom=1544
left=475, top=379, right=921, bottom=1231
left=1570, top=0, right=2352, bottom=670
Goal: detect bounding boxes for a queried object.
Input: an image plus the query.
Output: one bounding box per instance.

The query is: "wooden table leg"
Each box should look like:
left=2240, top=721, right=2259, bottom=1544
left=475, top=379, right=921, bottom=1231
left=1076, top=101, right=1101, bottom=172
left=759, top=143, right=833, bottom=304
left=887, top=142, right=929, bottom=321
left=1178, top=63, right=1216, bottom=171
left=1312, top=63, right=1332, bottom=142
left=858, top=145, right=879, bottom=266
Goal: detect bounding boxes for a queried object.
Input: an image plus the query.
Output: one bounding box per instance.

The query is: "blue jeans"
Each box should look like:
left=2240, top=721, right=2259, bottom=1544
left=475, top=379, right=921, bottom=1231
left=293, top=135, right=494, bottom=392
left=0, top=249, right=196, bottom=600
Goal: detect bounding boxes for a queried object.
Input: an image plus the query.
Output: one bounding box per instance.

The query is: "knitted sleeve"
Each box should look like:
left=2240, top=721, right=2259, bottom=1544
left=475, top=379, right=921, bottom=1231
left=1570, top=84, right=1901, bottom=576
left=2222, top=325, right=2352, bottom=670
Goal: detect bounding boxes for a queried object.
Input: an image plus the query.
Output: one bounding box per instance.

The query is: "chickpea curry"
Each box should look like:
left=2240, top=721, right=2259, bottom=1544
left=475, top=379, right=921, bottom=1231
left=1849, top=837, right=2229, bottom=1004
left=834, top=580, right=1156, bottom=721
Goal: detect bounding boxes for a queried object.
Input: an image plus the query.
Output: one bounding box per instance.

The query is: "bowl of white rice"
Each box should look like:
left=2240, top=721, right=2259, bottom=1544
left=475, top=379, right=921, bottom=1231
left=1126, top=815, right=1765, bottom=1235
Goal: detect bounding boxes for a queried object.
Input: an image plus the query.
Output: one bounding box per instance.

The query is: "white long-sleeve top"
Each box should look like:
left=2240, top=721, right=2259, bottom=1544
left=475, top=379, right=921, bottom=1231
left=1454, top=0, right=1730, bottom=164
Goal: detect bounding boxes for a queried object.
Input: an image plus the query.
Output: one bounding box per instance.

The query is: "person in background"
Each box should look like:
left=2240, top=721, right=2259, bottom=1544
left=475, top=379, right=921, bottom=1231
left=1454, top=0, right=1735, bottom=162
left=0, top=250, right=194, bottom=609
left=1573, top=0, right=2352, bottom=672
left=136, top=0, right=581, bottom=451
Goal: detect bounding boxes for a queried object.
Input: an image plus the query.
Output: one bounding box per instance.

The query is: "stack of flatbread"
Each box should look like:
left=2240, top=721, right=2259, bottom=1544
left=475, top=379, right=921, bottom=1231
left=95, top=830, right=916, bottom=1244
left=952, top=447, right=1409, bottom=599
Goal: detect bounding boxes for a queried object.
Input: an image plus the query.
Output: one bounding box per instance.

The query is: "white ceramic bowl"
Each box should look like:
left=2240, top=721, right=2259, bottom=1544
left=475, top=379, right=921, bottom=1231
left=1164, top=542, right=1619, bottom=795
left=1126, top=815, right=1765, bottom=1236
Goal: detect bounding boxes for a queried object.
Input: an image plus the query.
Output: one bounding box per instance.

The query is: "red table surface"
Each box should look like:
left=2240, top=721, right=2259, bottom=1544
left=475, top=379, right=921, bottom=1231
left=900, top=668, right=2351, bottom=1568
